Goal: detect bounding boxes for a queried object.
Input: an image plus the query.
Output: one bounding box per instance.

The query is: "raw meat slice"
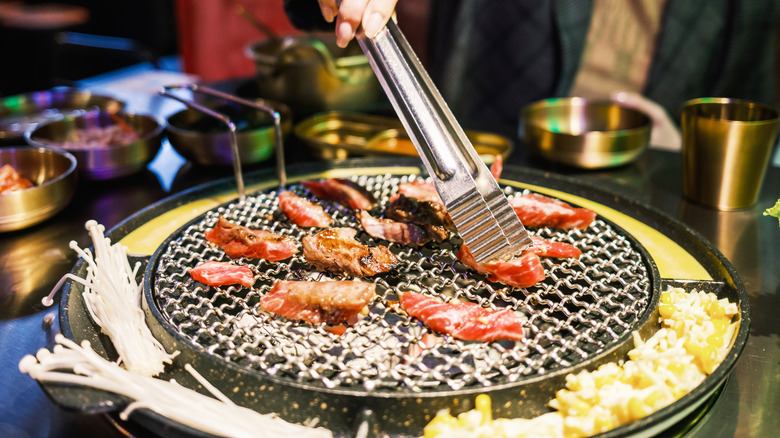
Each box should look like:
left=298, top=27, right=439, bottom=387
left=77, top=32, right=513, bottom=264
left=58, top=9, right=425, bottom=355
left=490, top=154, right=503, bottom=180
left=457, top=245, right=545, bottom=289
left=400, top=291, right=525, bottom=342
left=190, top=261, right=254, bottom=287
left=278, top=191, right=333, bottom=228
left=509, top=193, right=596, bottom=229
left=530, top=235, right=582, bottom=258
left=204, top=216, right=298, bottom=261
left=0, top=164, right=34, bottom=194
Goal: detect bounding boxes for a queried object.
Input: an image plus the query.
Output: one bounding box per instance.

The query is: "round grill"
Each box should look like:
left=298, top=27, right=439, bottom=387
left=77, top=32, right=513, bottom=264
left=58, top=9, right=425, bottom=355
left=151, top=174, right=653, bottom=394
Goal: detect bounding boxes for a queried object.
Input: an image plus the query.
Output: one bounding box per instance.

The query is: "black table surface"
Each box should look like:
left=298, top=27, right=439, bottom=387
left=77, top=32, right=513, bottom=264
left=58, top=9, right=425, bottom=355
left=0, top=82, right=778, bottom=437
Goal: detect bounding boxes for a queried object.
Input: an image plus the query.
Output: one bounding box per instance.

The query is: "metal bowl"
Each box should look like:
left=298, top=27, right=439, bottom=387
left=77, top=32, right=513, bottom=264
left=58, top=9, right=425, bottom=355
left=25, top=111, right=164, bottom=180
left=0, top=146, right=77, bottom=232
left=521, top=97, right=651, bottom=169
left=0, top=87, right=125, bottom=145
left=245, top=35, right=385, bottom=116
left=165, top=99, right=292, bottom=166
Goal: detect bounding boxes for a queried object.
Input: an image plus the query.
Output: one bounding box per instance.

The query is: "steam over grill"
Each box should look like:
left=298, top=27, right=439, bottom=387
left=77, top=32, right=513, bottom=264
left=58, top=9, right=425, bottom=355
left=151, top=174, right=652, bottom=394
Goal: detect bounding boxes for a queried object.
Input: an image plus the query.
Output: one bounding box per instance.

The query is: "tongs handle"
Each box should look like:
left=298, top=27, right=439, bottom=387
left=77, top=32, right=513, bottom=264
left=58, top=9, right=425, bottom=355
left=357, top=20, right=532, bottom=263
left=357, top=20, right=476, bottom=184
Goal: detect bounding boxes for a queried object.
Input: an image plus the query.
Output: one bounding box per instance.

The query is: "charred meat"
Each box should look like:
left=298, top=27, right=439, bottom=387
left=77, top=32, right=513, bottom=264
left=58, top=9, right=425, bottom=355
left=384, top=194, right=453, bottom=242
left=302, top=227, right=399, bottom=277
left=356, top=209, right=431, bottom=246
left=260, top=280, right=375, bottom=326
left=393, top=180, right=441, bottom=203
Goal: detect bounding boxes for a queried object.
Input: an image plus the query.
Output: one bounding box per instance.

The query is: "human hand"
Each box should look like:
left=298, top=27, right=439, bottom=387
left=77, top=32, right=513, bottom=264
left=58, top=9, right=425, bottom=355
left=610, top=91, right=681, bottom=151
left=318, top=0, right=398, bottom=48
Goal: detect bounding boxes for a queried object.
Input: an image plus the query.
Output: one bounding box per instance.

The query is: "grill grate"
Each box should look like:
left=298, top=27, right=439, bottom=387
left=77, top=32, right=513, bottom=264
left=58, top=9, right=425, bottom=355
left=152, top=174, right=651, bottom=393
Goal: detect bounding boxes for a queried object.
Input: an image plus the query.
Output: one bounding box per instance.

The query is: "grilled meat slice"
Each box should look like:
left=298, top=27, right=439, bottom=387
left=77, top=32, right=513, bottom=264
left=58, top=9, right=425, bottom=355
left=384, top=194, right=453, bottom=242
left=392, top=180, right=441, bottom=203
left=457, top=244, right=545, bottom=289
left=302, top=227, right=399, bottom=277
left=301, top=178, right=376, bottom=210
left=400, top=291, right=525, bottom=342
left=190, top=261, right=254, bottom=287
left=356, top=209, right=431, bottom=246
left=509, top=193, right=596, bottom=230
left=278, top=191, right=334, bottom=228
left=205, top=216, right=298, bottom=261
left=260, top=280, right=375, bottom=325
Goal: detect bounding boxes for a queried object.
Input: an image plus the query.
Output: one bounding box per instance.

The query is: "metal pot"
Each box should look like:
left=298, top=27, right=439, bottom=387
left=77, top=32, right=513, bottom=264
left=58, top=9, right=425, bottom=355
left=245, top=35, right=385, bottom=117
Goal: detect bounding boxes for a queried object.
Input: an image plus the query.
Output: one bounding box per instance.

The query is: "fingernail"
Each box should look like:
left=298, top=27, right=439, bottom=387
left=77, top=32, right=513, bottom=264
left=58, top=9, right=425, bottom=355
left=337, top=21, right=354, bottom=48
left=363, top=12, right=384, bottom=38
left=321, top=5, right=336, bottom=22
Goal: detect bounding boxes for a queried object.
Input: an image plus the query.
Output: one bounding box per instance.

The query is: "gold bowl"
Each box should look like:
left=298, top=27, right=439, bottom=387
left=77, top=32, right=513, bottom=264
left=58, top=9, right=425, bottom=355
left=521, top=97, right=651, bottom=169
left=0, top=146, right=77, bottom=232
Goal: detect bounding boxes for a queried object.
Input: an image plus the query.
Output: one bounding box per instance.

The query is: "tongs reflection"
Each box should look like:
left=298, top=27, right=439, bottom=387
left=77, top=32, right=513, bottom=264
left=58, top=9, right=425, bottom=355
left=357, top=20, right=532, bottom=263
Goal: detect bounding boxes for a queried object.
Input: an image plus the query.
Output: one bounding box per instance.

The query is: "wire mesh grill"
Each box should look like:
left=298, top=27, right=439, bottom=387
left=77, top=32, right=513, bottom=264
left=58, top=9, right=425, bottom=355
left=151, top=174, right=652, bottom=393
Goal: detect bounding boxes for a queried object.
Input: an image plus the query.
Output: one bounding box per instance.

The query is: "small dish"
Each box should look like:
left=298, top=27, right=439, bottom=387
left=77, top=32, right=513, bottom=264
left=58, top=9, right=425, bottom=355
left=165, top=99, right=291, bottom=166
left=25, top=110, right=164, bottom=180
left=295, top=111, right=513, bottom=163
left=0, top=146, right=77, bottom=232
left=0, top=87, right=124, bottom=145
left=520, top=97, right=651, bottom=169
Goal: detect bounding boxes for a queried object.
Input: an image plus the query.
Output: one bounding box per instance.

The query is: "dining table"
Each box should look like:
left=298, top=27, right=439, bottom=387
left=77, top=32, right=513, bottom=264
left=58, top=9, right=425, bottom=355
left=0, top=66, right=778, bottom=438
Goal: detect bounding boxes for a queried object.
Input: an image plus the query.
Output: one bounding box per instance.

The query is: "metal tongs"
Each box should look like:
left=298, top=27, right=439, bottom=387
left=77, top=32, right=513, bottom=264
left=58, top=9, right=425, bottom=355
left=357, top=20, right=532, bottom=263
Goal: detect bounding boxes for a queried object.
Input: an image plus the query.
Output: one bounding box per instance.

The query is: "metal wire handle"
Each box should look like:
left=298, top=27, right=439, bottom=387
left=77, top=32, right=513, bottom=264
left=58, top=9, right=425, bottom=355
left=159, top=84, right=287, bottom=201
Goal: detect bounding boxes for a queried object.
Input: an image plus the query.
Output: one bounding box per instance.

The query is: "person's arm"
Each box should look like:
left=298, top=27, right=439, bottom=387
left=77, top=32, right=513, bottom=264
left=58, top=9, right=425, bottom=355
left=318, top=0, right=398, bottom=47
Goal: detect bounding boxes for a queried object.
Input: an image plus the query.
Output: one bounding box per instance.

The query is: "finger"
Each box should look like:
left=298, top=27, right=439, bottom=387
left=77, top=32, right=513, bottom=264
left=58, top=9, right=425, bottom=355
left=362, top=0, right=398, bottom=38
left=318, top=0, right=338, bottom=22
left=335, top=0, right=370, bottom=48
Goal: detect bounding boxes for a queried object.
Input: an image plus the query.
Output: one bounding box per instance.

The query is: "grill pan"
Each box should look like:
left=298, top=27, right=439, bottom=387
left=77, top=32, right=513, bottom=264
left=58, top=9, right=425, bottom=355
left=49, top=158, right=749, bottom=438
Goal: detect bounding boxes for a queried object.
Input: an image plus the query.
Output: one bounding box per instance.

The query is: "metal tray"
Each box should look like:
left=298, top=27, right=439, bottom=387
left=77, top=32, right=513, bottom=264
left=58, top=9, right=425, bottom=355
left=294, top=112, right=513, bottom=162
left=46, top=158, right=749, bottom=437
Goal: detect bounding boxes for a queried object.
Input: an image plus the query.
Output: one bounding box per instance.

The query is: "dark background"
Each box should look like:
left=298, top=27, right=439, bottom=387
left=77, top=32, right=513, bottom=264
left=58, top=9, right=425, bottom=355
left=0, top=0, right=179, bottom=96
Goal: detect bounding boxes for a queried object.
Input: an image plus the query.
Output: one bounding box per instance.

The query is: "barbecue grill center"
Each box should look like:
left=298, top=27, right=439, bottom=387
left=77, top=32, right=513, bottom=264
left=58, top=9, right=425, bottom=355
left=152, top=174, right=652, bottom=393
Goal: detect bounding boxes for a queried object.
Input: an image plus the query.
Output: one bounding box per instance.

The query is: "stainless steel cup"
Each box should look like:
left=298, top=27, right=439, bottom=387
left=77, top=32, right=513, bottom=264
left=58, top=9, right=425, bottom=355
left=681, top=98, right=780, bottom=210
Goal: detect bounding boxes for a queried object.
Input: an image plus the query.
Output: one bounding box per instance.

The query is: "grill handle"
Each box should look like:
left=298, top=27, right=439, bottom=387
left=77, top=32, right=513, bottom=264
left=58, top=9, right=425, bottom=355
left=159, top=84, right=287, bottom=200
